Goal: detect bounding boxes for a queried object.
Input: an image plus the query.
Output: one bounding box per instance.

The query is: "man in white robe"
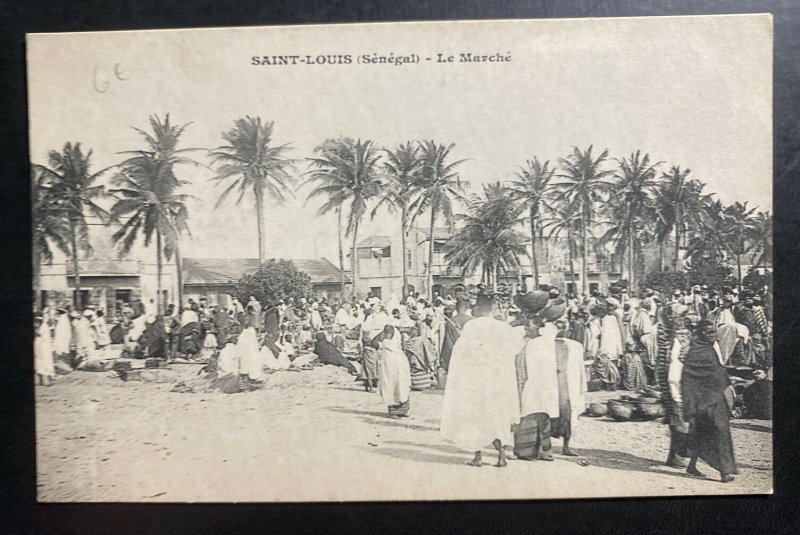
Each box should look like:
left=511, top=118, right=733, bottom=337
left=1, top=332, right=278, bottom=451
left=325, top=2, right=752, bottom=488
left=440, top=296, right=524, bottom=467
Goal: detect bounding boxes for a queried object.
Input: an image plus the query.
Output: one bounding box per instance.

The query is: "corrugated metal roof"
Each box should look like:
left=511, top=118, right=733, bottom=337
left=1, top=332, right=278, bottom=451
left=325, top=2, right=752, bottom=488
left=183, top=258, right=348, bottom=286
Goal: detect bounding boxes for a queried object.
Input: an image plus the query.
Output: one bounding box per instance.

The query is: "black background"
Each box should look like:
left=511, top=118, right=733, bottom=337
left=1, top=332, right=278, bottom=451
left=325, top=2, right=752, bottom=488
left=1, top=1, right=799, bottom=533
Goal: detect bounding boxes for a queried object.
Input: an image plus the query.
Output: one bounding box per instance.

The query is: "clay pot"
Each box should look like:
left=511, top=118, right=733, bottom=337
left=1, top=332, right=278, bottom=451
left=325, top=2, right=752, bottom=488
left=608, top=399, right=635, bottom=421
left=588, top=402, right=608, bottom=417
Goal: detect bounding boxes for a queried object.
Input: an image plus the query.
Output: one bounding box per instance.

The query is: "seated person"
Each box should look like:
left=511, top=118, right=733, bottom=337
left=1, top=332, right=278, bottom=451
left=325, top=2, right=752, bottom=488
left=313, top=332, right=357, bottom=375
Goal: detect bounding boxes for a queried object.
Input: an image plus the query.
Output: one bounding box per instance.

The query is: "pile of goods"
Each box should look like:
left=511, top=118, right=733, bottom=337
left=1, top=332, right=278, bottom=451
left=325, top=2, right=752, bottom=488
left=586, top=393, right=666, bottom=422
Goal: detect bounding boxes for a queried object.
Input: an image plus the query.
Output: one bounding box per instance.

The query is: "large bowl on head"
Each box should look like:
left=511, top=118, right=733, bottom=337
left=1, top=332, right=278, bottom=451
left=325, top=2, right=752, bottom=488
left=515, top=291, right=549, bottom=315
left=607, top=399, right=635, bottom=421
left=588, top=402, right=608, bottom=417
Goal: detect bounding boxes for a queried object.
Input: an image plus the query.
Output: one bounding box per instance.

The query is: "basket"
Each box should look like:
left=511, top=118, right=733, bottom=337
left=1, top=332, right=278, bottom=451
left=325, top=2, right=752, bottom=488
left=636, top=401, right=665, bottom=419
left=588, top=402, right=608, bottom=417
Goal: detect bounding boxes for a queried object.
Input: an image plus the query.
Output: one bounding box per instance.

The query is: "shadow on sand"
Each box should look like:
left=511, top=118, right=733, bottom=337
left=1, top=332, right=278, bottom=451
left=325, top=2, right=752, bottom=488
left=326, top=407, right=440, bottom=432
left=567, top=449, right=712, bottom=481
left=358, top=445, right=468, bottom=465
left=731, top=421, right=772, bottom=433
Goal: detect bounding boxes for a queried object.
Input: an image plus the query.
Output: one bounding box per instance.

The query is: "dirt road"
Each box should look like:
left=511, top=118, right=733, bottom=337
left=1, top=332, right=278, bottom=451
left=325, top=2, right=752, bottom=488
left=35, top=364, right=772, bottom=502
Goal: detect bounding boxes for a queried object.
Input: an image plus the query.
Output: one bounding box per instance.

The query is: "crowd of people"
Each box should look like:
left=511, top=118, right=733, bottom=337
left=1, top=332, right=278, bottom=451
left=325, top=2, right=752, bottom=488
left=33, top=278, right=772, bottom=483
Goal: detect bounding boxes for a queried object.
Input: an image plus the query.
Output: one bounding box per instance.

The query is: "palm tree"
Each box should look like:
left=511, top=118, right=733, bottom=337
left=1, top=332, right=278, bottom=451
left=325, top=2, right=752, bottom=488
left=209, top=116, right=294, bottom=265
left=32, top=168, right=71, bottom=310
left=723, top=201, right=759, bottom=290
left=553, top=146, right=615, bottom=294
left=34, top=143, right=110, bottom=310
left=613, top=151, right=661, bottom=292
left=110, top=115, right=198, bottom=314
left=305, top=138, right=384, bottom=299
left=752, top=211, right=772, bottom=271
left=685, top=197, right=729, bottom=266
left=507, top=157, right=555, bottom=289
left=655, top=166, right=708, bottom=270
left=408, top=140, right=467, bottom=299
left=444, top=182, right=528, bottom=290
left=372, top=142, right=422, bottom=299
left=542, top=199, right=581, bottom=293
left=108, top=155, right=192, bottom=315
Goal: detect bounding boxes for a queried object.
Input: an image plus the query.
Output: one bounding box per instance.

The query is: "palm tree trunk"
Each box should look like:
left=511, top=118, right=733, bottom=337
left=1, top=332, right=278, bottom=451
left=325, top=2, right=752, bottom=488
left=255, top=184, right=266, bottom=265
left=337, top=208, right=345, bottom=299
left=581, top=214, right=588, bottom=294
left=156, top=228, right=163, bottom=316
left=351, top=219, right=360, bottom=300
left=175, top=241, right=183, bottom=309
left=736, top=253, right=743, bottom=291
left=628, top=219, right=635, bottom=293
left=493, top=264, right=499, bottom=293
left=530, top=207, right=539, bottom=289
left=567, top=229, right=576, bottom=293
left=428, top=207, right=435, bottom=300
left=70, top=222, right=82, bottom=310
left=401, top=207, right=408, bottom=299
left=33, top=244, right=42, bottom=311
left=674, top=215, right=681, bottom=270
left=659, top=241, right=665, bottom=272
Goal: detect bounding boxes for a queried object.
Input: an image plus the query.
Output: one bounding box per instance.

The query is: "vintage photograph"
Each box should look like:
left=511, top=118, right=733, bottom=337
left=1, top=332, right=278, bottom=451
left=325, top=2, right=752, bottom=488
left=28, top=15, right=772, bottom=501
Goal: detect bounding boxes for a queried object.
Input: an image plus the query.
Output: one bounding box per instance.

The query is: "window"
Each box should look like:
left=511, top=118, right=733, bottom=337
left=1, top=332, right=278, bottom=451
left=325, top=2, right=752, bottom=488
left=370, top=287, right=382, bottom=299
left=589, top=282, right=600, bottom=293
left=566, top=283, right=575, bottom=294
left=115, top=289, right=132, bottom=304
left=432, top=239, right=445, bottom=254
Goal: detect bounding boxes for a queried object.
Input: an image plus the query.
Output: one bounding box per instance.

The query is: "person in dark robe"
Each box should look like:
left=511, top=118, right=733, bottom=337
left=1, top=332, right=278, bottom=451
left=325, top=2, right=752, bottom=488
left=142, top=316, right=167, bottom=359
left=682, top=320, right=737, bottom=482
left=438, top=298, right=473, bottom=376
left=314, top=332, right=358, bottom=375
left=404, top=326, right=438, bottom=391
left=263, top=303, right=281, bottom=343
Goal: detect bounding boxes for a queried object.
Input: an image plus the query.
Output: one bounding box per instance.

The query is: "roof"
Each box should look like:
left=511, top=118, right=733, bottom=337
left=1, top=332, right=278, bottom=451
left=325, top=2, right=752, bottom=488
left=356, top=236, right=392, bottom=248
left=183, top=257, right=348, bottom=286
left=415, top=226, right=454, bottom=241
left=67, top=259, right=141, bottom=276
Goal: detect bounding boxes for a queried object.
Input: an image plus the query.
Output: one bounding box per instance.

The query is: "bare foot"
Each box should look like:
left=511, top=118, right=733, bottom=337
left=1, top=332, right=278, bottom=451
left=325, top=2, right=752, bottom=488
left=666, top=459, right=687, bottom=468
left=721, top=474, right=735, bottom=483
left=539, top=455, right=555, bottom=462
left=495, top=459, right=507, bottom=468
left=562, top=449, right=579, bottom=457
left=466, top=460, right=482, bottom=467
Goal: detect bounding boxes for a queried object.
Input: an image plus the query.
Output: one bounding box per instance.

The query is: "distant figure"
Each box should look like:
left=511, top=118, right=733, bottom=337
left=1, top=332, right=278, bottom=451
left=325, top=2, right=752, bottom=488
left=34, top=315, right=55, bottom=386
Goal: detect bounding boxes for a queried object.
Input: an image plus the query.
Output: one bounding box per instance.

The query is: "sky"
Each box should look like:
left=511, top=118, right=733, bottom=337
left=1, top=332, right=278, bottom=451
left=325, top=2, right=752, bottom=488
left=27, top=15, right=772, bottom=262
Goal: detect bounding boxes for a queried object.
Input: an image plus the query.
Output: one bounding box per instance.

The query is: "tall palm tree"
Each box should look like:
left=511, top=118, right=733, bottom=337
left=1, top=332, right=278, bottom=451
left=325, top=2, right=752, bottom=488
left=507, top=157, right=555, bottom=289
left=655, top=166, right=708, bottom=270
left=752, top=211, right=772, bottom=271
left=685, top=197, right=729, bottom=266
left=32, top=168, right=71, bottom=310
left=372, top=142, right=422, bottom=299
left=723, top=201, right=759, bottom=290
left=542, top=199, right=581, bottom=293
left=111, top=115, right=198, bottom=314
left=209, top=116, right=294, bottom=265
left=444, top=182, right=528, bottom=290
left=108, top=155, right=192, bottom=315
left=613, top=151, right=661, bottom=292
left=305, top=138, right=384, bottom=299
left=553, top=145, right=615, bottom=294
left=34, top=143, right=110, bottom=309
left=408, top=140, right=467, bottom=299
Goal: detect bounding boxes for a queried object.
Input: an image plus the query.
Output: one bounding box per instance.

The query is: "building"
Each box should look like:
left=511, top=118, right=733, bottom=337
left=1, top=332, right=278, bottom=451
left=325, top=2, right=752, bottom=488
left=37, top=218, right=349, bottom=314
left=350, top=226, right=664, bottom=298
left=38, top=219, right=179, bottom=317
left=183, top=257, right=348, bottom=306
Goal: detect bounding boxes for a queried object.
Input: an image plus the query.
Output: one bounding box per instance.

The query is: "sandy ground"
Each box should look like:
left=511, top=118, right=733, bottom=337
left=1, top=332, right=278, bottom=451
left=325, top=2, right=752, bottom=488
left=35, top=361, right=772, bottom=502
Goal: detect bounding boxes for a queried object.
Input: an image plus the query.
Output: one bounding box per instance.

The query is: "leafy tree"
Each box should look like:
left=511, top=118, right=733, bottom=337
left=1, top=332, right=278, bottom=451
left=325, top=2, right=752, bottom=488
left=687, top=255, right=736, bottom=291
left=34, top=142, right=110, bottom=309
left=408, top=140, right=467, bottom=299
left=444, top=182, right=528, bottom=290
left=742, top=266, right=771, bottom=295
left=372, top=142, right=422, bottom=298
left=210, top=117, right=295, bottom=265
left=643, top=269, right=689, bottom=296
left=305, top=138, right=384, bottom=298
left=508, top=157, right=555, bottom=288
left=723, top=201, right=759, bottom=290
left=553, top=145, right=615, bottom=293
left=233, top=259, right=312, bottom=305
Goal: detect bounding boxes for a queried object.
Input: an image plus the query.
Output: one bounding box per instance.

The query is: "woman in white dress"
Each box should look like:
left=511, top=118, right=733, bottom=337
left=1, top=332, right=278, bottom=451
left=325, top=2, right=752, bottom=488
left=34, top=316, right=55, bottom=386
left=93, top=309, right=112, bottom=349
left=237, top=317, right=264, bottom=381
left=53, top=308, right=72, bottom=358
